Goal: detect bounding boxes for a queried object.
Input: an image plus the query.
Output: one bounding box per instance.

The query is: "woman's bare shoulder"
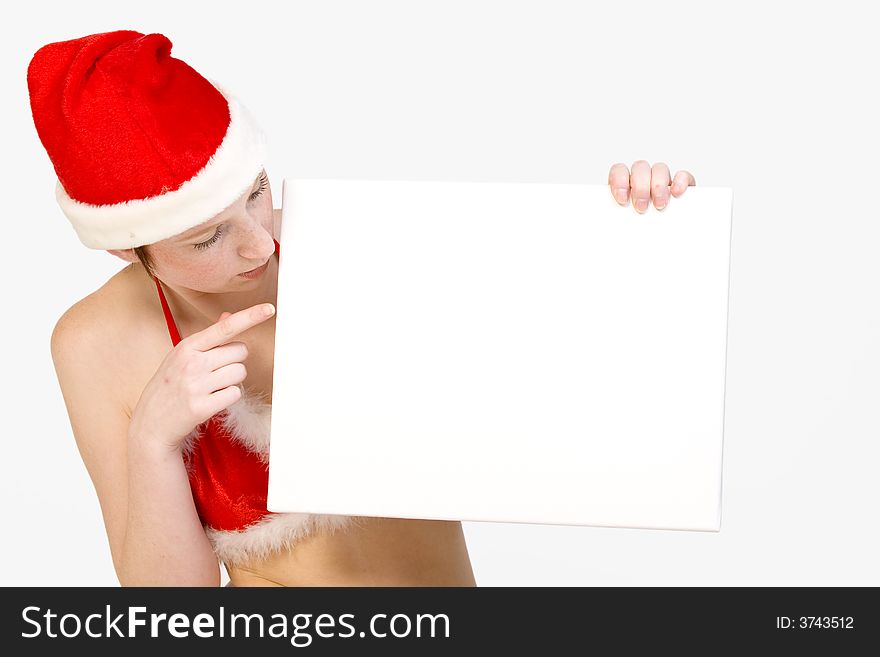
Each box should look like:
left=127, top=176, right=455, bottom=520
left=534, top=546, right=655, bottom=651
left=51, top=265, right=170, bottom=401
left=54, top=264, right=155, bottom=339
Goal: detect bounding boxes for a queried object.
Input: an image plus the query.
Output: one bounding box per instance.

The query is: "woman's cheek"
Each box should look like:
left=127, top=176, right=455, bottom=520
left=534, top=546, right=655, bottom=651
left=195, top=259, right=229, bottom=287
left=162, top=254, right=223, bottom=288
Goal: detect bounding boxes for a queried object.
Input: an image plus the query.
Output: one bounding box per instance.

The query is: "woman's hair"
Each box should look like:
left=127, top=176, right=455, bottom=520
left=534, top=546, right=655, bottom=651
left=133, top=245, right=156, bottom=278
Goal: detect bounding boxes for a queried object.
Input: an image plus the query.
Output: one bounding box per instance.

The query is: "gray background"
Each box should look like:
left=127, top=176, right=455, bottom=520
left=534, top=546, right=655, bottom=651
left=3, top=0, right=877, bottom=585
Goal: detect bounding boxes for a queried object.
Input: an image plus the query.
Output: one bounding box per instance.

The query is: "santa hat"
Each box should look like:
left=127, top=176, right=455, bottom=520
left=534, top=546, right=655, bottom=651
left=27, top=30, right=267, bottom=250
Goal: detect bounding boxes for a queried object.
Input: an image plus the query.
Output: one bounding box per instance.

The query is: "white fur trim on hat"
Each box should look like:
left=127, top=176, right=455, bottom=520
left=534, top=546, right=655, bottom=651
left=55, top=81, right=268, bottom=250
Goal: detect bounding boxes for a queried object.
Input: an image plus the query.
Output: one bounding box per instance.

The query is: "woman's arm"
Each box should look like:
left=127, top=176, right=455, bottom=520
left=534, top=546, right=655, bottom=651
left=123, top=424, right=220, bottom=586
left=50, top=302, right=220, bottom=586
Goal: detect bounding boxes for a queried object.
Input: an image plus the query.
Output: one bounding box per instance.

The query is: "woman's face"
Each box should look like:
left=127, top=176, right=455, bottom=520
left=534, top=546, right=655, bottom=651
left=134, top=170, right=275, bottom=292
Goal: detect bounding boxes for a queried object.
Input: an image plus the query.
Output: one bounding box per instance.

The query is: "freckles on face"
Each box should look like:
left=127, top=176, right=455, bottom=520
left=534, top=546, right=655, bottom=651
left=185, top=251, right=232, bottom=289
left=151, top=220, right=275, bottom=292
left=148, top=172, right=275, bottom=290
left=146, top=245, right=226, bottom=291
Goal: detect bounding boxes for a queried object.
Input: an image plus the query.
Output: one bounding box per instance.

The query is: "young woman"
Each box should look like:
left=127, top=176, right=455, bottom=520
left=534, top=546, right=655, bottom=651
left=29, top=30, right=694, bottom=587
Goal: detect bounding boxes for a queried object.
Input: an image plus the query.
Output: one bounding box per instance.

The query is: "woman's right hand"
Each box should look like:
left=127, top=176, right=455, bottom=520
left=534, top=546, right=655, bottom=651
left=128, top=303, right=276, bottom=451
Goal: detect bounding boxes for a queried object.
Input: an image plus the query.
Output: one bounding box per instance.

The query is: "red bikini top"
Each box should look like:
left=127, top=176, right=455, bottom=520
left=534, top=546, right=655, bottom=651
left=151, top=239, right=280, bottom=532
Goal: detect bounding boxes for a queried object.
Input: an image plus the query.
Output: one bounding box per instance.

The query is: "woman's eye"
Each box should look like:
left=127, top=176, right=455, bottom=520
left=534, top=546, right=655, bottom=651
left=193, top=174, right=267, bottom=250
left=194, top=226, right=223, bottom=250
left=248, top=172, right=269, bottom=203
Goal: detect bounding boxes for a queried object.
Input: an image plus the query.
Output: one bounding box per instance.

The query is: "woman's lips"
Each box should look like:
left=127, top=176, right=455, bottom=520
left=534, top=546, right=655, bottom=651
left=238, top=260, right=269, bottom=279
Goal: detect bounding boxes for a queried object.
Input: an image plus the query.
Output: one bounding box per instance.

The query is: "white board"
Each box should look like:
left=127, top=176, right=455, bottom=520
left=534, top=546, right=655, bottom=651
left=267, top=178, right=733, bottom=532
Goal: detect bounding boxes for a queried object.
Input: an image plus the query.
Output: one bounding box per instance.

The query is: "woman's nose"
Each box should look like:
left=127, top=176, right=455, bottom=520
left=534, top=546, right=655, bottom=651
left=238, top=225, right=275, bottom=261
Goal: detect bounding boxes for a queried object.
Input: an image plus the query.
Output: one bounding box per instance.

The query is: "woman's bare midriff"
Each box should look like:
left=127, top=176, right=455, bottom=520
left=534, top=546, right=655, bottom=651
left=225, top=516, right=476, bottom=587
left=103, top=261, right=477, bottom=587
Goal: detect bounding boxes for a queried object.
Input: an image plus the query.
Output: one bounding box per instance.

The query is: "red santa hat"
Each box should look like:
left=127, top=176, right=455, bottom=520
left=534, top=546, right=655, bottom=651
left=27, top=30, right=268, bottom=250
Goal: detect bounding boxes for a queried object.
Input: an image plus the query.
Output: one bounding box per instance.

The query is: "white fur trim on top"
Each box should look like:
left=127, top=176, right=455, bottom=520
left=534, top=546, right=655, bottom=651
left=55, top=80, right=268, bottom=250
left=179, top=387, right=271, bottom=462
left=179, top=388, right=362, bottom=567
left=218, top=386, right=272, bottom=463
left=207, top=511, right=362, bottom=567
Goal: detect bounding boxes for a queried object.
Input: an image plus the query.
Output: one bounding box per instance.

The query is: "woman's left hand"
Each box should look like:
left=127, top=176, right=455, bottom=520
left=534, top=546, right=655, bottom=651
left=608, top=161, right=696, bottom=213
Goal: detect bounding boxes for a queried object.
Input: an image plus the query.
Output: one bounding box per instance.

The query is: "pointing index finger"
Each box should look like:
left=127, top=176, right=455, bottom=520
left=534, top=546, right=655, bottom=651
left=188, top=303, right=275, bottom=351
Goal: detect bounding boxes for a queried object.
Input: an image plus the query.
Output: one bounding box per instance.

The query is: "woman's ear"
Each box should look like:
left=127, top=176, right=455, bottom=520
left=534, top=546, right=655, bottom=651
left=107, top=248, right=138, bottom=263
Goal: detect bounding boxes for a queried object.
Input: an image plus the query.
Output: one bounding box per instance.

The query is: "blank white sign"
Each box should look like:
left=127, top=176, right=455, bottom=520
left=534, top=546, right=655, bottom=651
left=267, top=178, right=733, bottom=532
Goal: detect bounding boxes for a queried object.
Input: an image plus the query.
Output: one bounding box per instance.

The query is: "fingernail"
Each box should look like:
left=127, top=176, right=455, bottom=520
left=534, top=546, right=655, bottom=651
left=655, top=198, right=667, bottom=210
left=263, top=304, right=275, bottom=316
left=635, top=198, right=648, bottom=212
left=615, top=189, right=628, bottom=204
